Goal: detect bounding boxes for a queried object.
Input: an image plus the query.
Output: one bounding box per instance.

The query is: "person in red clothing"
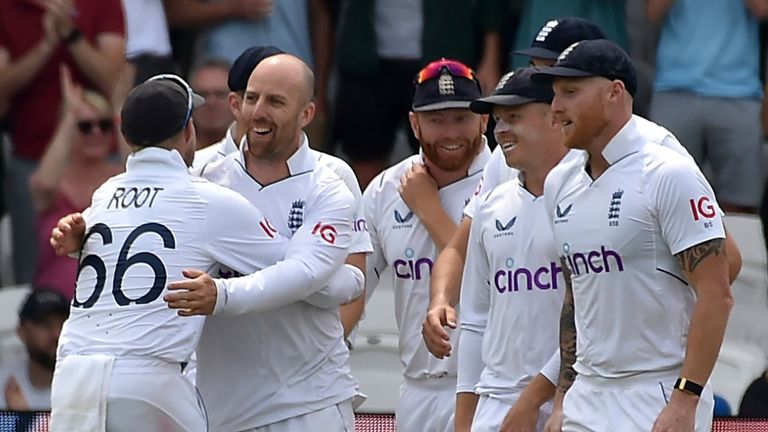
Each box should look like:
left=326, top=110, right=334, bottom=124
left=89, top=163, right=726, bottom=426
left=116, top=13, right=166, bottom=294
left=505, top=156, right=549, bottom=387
left=29, top=67, right=122, bottom=299
left=0, top=0, right=125, bottom=284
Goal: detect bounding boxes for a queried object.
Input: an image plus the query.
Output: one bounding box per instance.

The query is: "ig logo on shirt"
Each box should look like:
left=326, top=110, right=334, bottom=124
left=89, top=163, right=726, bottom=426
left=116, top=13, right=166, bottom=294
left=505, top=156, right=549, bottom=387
left=312, top=222, right=338, bottom=244
left=690, top=196, right=716, bottom=228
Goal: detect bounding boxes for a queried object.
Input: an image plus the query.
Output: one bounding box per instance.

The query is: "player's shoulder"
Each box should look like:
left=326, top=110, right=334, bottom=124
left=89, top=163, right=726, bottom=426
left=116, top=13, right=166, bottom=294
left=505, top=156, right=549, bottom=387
left=312, top=150, right=362, bottom=195
left=475, top=178, right=519, bottom=219
left=191, top=143, right=225, bottom=175
left=545, top=150, right=585, bottom=189
left=199, top=150, right=239, bottom=183
left=309, top=163, right=356, bottom=204
left=376, top=155, right=420, bottom=189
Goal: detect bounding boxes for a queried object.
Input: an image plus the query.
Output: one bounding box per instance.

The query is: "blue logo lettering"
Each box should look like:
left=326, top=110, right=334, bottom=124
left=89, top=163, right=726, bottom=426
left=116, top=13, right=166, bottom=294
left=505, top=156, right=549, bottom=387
left=495, top=217, right=517, bottom=232
left=556, top=203, right=572, bottom=218
left=394, top=247, right=433, bottom=280
left=564, top=245, right=625, bottom=275
left=394, top=209, right=414, bottom=224
left=494, top=261, right=563, bottom=293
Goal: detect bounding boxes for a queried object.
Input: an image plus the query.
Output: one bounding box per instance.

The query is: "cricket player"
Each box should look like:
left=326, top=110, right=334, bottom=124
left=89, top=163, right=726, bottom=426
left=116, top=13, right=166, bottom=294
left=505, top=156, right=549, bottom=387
left=533, top=39, right=732, bottom=432
left=162, top=54, right=364, bottom=431
left=49, top=75, right=288, bottom=431
left=362, top=58, right=491, bottom=432
left=455, top=67, right=568, bottom=432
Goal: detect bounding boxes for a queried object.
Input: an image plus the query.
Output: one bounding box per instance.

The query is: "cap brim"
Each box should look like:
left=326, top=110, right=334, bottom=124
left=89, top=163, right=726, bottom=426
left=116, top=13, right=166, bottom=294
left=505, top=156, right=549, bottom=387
left=531, top=66, right=594, bottom=84
left=192, top=93, right=205, bottom=108
left=412, top=100, right=473, bottom=112
left=513, top=47, right=560, bottom=60
left=469, top=95, right=538, bottom=114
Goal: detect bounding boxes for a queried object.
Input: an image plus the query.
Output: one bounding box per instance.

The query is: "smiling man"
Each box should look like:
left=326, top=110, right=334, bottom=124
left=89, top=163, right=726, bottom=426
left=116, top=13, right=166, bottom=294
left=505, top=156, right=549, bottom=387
left=361, top=58, right=491, bottom=432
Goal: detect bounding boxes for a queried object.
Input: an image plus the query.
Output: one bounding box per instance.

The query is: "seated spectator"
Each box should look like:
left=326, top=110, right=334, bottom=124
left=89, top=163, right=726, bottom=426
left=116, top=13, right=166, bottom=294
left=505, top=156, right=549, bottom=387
left=739, top=370, right=768, bottom=418
left=29, top=67, right=122, bottom=299
left=190, top=59, right=233, bottom=149
left=0, top=289, right=69, bottom=411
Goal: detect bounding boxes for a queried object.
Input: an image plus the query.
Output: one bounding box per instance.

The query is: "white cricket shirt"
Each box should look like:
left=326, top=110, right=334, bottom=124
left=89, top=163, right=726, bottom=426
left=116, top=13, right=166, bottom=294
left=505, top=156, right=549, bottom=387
left=58, top=148, right=286, bottom=364
left=363, top=143, right=491, bottom=380
left=458, top=178, right=564, bottom=403
left=543, top=116, right=726, bottom=378
left=190, top=124, right=238, bottom=176
left=195, top=140, right=360, bottom=430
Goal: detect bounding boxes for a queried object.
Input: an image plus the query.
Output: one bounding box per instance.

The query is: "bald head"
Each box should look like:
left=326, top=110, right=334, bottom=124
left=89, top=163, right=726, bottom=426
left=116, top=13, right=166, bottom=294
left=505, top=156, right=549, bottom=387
left=248, top=54, right=315, bottom=104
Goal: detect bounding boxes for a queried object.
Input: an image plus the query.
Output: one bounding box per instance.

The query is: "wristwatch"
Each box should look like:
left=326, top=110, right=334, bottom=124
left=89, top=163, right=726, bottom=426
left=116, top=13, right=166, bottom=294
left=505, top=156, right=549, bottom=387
left=674, top=377, right=704, bottom=396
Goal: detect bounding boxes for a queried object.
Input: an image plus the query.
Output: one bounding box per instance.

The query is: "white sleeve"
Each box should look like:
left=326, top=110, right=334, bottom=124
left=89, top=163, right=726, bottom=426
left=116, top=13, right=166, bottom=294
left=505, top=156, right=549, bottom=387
left=540, top=349, right=560, bottom=386
left=457, top=213, right=490, bottom=394
left=651, top=158, right=726, bottom=255
left=361, top=177, right=389, bottom=305
left=303, top=263, right=365, bottom=308
left=212, top=181, right=355, bottom=315
left=204, top=189, right=288, bottom=275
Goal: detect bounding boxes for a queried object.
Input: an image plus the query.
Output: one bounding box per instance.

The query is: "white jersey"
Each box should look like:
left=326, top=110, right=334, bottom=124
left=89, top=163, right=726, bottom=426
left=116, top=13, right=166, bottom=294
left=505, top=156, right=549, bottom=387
left=58, top=148, right=286, bottom=363
left=190, top=124, right=239, bottom=176
left=543, top=116, right=725, bottom=378
left=458, top=178, right=564, bottom=403
left=196, top=141, right=360, bottom=430
left=192, top=131, right=370, bottom=254
left=363, top=144, right=492, bottom=380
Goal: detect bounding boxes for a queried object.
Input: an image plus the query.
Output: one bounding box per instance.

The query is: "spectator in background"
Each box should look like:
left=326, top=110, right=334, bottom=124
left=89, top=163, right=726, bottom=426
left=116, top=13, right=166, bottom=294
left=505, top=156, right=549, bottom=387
left=124, top=0, right=177, bottom=86
left=333, top=0, right=502, bottom=189
left=190, top=59, right=234, bottom=149
left=509, top=0, right=628, bottom=69
left=0, top=0, right=125, bottom=284
left=164, top=0, right=334, bottom=150
left=739, top=370, right=768, bottom=417
left=648, top=0, right=768, bottom=214
left=29, top=67, right=122, bottom=300
left=0, top=289, right=69, bottom=411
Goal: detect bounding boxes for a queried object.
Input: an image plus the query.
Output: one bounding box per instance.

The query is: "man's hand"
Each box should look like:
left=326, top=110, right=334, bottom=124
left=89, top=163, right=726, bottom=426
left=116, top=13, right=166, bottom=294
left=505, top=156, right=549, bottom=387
left=422, top=302, right=456, bottom=358
left=500, top=399, right=540, bottom=432
left=4, top=376, right=29, bottom=411
left=43, top=0, right=76, bottom=39
left=399, top=163, right=439, bottom=218
left=165, top=269, right=218, bottom=316
left=542, top=406, right=563, bottom=432
left=231, top=0, right=273, bottom=20
left=651, top=391, right=697, bottom=432
left=50, top=212, right=85, bottom=256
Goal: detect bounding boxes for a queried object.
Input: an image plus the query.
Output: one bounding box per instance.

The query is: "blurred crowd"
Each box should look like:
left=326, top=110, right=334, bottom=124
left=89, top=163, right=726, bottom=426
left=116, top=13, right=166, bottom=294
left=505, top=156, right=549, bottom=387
left=0, top=0, right=766, bottom=300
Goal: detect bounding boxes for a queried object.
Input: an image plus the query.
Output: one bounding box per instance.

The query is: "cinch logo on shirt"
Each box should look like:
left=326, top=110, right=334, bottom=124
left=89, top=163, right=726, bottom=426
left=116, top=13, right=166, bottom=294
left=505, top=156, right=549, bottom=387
left=561, top=243, right=625, bottom=276
left=353, top=218, right=368, bottom=232
left=494, top=258, right=563, bottom=293
left=493, top=217, right=517, bottom=238
left=393, top=247, right=434, bottom=280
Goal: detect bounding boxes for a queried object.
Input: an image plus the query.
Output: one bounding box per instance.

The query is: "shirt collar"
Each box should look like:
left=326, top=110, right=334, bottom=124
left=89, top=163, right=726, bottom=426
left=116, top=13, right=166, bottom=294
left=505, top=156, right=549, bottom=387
left=126, top=147, right=189, bottom=173
left=236, top=132, right=315, bottom=174
left=601, top=115, right=643, bottom=165
left=221, top=124, right=239, bottom=155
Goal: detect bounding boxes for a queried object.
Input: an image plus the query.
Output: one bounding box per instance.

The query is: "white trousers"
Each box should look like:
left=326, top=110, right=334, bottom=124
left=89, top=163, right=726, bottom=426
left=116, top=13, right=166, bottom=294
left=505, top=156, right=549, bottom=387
left=105, top=359, right=207, bottom=432
left=562, top=369, right=713, bottom=432
left=396, top=377, right=456, bottom=432
left=471, top=394, right=552, bottom=432
left=243, top=399, right=355, bottom=432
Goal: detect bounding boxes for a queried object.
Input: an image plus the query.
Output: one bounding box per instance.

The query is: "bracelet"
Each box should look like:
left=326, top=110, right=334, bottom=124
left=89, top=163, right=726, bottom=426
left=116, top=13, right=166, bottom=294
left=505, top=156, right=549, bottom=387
left=674, top=377, right=704, bottom=396
left=63, top=28, right=82, bottom=45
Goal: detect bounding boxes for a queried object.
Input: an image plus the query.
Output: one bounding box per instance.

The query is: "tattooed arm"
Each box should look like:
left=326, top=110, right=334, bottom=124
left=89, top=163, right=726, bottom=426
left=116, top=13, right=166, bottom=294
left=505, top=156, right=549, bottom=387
left=652, top=238, right=733, bottom=431
left=543, top=258, right=576, bottom=432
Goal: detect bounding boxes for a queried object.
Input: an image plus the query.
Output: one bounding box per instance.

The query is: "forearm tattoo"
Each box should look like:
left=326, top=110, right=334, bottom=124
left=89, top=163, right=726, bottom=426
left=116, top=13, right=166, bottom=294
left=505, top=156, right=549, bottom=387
left=558, top=257, right=577, bottom=393
left=675, top=238, right=725, bottom=274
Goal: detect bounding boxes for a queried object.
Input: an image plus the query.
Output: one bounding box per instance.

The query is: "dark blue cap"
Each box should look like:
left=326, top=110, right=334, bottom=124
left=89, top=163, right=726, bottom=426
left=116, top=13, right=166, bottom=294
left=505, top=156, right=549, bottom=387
left=227, top=45, right=285, bottom=92
left=531, top=39, right=637, bottom=96
left=19, top=289, right=69, bottom=323
left=515, top=17, right=606, bottom=60
left=470, top=67, right=554, bottom=114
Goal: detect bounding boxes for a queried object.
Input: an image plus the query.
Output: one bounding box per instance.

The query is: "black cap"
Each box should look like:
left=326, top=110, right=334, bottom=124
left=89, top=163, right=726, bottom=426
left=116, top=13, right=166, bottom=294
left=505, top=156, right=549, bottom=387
left=531, top=39, right=638, bottom=96
left=470, top=67, right=554, bottom=114
left=227, top=45, right=285, bottom=92
left=514, top=17, right=606, bottom=60
left=412, top=61, right=482, bottom=112
left=19, top=289, right=70, bottom=323
left=120, top=74, right=205, bottom=146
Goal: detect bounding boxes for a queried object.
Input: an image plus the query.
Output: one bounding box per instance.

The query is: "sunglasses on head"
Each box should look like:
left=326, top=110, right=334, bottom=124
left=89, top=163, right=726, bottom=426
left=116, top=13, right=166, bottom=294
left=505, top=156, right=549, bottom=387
left=77, top=119, right=114, bottom=134
left=415, top=59, right=476, bottom=85
left=148, top=73, right=195, bottom=126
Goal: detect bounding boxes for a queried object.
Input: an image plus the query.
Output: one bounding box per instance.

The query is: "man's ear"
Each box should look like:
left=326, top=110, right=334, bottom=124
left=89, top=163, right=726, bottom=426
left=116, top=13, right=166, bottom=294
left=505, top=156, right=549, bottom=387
left=229, top=92, right=242, bottom=117
left=300, top=102, right=316, bottom=129
left=409, top=111, right=421, bottom=141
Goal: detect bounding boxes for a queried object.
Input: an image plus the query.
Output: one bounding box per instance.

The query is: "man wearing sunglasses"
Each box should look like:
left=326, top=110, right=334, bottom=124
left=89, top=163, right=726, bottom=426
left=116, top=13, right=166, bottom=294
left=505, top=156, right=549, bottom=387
left=361, top=58, right=491, bottom=432
left=49, top=74, right=290, bottom=431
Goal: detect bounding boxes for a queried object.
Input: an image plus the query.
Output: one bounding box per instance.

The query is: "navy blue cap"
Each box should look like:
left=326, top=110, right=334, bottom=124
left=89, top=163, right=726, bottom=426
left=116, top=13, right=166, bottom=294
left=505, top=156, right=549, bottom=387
left=227, top=45, right=285, bottom=92
left=470, top=67, right=554, bottom=114
left=531, top=39, right=638, bottom=96
left=515, top=17, right=606, bottom=60
left=412, top=61, right=482, bottom=112
left=19, top=289, right=69, bottom=323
